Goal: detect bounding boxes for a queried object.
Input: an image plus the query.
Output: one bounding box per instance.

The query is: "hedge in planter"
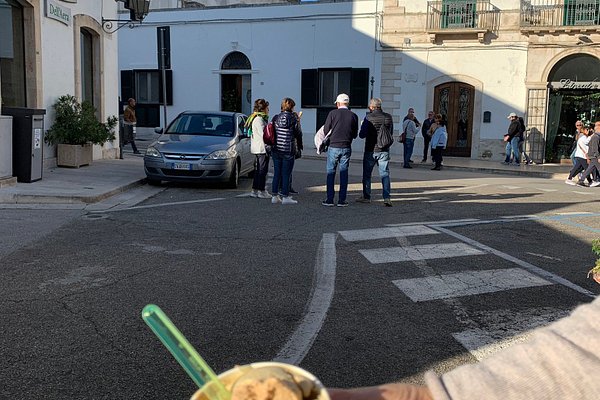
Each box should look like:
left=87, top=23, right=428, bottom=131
left=45, top=95, right=117, bottom=167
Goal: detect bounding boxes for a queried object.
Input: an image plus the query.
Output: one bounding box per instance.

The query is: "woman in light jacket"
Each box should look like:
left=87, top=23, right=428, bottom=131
left=430, top=114, right=447, bottom=171
left=246, top=99, right=271, bottom=198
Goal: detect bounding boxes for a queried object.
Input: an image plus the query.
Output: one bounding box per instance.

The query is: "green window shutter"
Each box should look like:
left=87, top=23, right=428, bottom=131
left=441, top=0, right=477, bottom=28
left=564, top=0, right=600, bottom=25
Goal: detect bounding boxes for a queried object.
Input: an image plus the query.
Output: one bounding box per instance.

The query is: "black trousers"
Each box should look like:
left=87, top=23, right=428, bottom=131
left=422, top=134, right=431, bottom=161
left=569, top=157, right=591, bottom=182
left=580, top=158, right=600, bottom=183
left=252, top=154, right=270, bottom=191
left=432, top=146, right=444, bottom=167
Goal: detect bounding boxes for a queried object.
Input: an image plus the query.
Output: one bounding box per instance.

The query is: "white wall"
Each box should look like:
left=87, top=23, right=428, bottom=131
left=119, top=0, right=381, bottom=152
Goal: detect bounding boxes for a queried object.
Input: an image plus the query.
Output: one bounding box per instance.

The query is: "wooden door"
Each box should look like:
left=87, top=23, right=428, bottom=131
left=434, top=82, right=474, bottom=157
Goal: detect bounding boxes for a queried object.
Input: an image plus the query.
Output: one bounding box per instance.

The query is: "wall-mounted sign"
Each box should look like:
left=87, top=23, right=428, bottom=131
left=552, top=79, right=600, bottom=90
left=46, top=0, right=71, bottom=26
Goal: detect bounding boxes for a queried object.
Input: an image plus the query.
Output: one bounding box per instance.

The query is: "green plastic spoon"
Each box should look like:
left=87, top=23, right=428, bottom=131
left=142, top=304, right=230, bottom=400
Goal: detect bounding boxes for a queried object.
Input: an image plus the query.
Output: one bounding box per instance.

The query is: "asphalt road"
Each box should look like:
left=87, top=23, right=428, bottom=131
left=1, top=158, right=599, bottom=399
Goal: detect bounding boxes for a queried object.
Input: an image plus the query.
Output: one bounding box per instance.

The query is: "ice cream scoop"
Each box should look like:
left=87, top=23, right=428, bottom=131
left=191, top=363, right=328, bottom=400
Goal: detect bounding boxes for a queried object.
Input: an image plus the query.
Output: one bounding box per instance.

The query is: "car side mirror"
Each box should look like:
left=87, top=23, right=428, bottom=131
left=154, top=127, right=163, bottom=134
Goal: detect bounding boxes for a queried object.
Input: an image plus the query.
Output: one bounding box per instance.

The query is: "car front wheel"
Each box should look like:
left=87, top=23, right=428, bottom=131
left=227, top=161, right=239, bottom=189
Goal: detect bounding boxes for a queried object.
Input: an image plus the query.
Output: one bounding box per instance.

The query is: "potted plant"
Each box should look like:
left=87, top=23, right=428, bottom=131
left=587, top=239, right=600, bottom=284
left=45, top=94, right=117, bottom=167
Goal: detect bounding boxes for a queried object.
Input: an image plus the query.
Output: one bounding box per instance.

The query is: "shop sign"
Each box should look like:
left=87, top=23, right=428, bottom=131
left=46, top=0, right=72, bottom=26
left=552, top=79, right=600, bottom=90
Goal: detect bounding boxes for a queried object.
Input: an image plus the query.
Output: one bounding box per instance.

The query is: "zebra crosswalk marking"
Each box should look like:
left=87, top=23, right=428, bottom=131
left=359, top=242, right=483, bottom=264
left=338, top=226, right=439, bottom=242
left=391, top=267, right=553, bottom=302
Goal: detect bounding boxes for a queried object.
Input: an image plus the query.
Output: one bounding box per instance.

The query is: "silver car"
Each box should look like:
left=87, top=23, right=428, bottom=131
left=144, top=111, right=253, bottom=188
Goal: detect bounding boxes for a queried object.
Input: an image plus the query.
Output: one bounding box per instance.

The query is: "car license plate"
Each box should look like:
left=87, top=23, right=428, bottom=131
left=172, top=162, right=190, bottom=170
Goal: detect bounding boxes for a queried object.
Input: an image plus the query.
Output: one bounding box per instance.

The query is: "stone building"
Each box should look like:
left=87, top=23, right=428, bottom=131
left=381, top=0, right=600, bottom=162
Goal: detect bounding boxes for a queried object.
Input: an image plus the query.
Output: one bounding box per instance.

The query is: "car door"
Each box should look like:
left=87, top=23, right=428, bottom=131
left=236, top=114, right=252, bottom=173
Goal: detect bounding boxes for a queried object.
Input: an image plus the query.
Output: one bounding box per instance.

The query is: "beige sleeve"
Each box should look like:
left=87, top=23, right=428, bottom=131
left=425, top=297, right=600, bottom=400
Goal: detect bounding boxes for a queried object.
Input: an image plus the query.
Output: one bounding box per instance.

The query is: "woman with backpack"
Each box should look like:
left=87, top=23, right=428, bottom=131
left=246, top=99, right=271, bottom=199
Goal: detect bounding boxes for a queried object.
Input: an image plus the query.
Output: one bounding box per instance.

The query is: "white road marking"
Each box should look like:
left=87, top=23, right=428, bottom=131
left=339, top=226, right=439, bottom=242
left=525, top=252, right=562, bottom=261
left=359, top=242, right=484, bottom=264
left=236, top=193, right=255, bottom=198
left=557, top=211, right=592, bottom=215
left=501, top=185, right=521, bottom=189
left=573, top=191, right=593, bottom=195
left=392, top=268, right=553, bottom=302
left=92, top=197, right=225, bottom=212
left=386, top=219, right=479, bottom=227
left=274, top=233, right=337, bottom=365
left=536, top=188, right=557, bottom=192
left=432, top=226, right=596, bottom=298
left=452, top=307, right=569, bottom=360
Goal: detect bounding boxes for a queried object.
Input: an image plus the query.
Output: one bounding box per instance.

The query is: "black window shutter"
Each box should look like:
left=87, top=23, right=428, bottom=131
left=350, top=68, right=369, bottom=108
left=301, top=69, right=319, bottom=108
left=120, top=70, right=135, bottom=103
left=159, top=69, right=173, bottom=106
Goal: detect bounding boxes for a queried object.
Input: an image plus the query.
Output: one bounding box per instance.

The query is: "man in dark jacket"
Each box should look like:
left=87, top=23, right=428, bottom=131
left=578, top=121, right=600, bottom=187
left=322, top=93, right=359, bottom=207
left=357, top=98, right=394, bottom=207
left=503, top=112, right=521, bottom=165
left=421, top=111, right=435, bottom=162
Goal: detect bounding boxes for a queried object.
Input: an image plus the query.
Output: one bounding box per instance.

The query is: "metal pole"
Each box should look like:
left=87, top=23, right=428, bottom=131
left=160, top=29, right=168, bottom=129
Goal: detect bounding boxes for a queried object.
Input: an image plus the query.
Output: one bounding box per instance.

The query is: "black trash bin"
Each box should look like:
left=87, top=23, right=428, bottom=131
left=1, top=107, right=46, bottom=183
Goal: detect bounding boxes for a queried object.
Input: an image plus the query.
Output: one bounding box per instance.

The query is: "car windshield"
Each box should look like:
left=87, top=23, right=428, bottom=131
left=166, top=114, right=235, bottom=137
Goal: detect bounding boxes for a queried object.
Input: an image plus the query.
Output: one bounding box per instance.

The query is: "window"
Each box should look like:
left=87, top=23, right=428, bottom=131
left=301, top=68, right=369, bottom=108
left=441, top=0, right=477, bottom=28
left=0, top=0, right=26, bottom=107
left=121, top=69, right=173, bottom=105
left=221, top=51, right=251, bottom=70
left=80, top=29, right=94, bottom=106
left=136, top=71, right=160, bottom=104
left=564, top=0, right=600, bottom=25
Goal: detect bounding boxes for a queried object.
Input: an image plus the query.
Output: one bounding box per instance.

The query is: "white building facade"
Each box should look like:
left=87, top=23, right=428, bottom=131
left=118, top=0, right=383, bottom=156
left=118, top=0, right=600, bottom=163
left=0, top=0, right=121, bottom=174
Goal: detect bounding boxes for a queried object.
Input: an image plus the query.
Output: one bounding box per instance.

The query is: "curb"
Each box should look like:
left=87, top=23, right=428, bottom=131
left=301, top=155, right=565, bottom=179
left=0, top=179, right=145, bottom=205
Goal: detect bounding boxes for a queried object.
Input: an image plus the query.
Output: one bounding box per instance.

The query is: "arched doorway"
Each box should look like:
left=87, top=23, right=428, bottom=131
left=546, top=53, right=600, bottom=162
left=433, top=82, right=474, bottom=157
left=220, top=51, right=251, bottom=115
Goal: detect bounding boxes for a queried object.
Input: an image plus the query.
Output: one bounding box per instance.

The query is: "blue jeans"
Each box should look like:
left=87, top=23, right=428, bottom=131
left=271, top=151, right=294, bottom=197
left=403, top=138, right=415, bottom=167
left=326, top=147, right=352, bottom=203
left=362, top=151, right=391, bottom=200
left=510, top=137, right=521, bottom=164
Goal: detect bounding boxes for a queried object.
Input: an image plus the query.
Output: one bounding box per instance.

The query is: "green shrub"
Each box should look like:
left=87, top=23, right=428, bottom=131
left=45, top=94, right=117, bottom=146
left=588, top=239, right=600, bottom=279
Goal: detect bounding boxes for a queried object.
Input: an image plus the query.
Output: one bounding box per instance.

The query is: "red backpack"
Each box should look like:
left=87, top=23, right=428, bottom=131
left=263, top=121, right=276, bottom=146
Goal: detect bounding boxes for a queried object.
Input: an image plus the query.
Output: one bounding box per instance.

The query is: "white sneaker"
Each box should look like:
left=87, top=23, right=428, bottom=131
left=271, top=195, right=281, bottom=204
left=281, top=196, right=298, bottom=205
left=249, top=191, right=259, bottom=198
left=565, top=179, right=576, bottom=186
left=258, top=190, right=271, bottom=199
left=591, top=181, right=600, bottom=187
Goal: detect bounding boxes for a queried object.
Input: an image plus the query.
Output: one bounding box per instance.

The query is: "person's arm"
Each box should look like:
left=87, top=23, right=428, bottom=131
left=351, top=114, right=359, bottom=139
left=294, top=118, right=303, bottom=150
left=426, top=298, right=600, bottom=400
left=323, top=112, right=333, bottom=139
left=359, top=117, right=372, bottom=139
left=507, top=121, right=519, bottom=139
left=330, top=384, right=433, bottom=400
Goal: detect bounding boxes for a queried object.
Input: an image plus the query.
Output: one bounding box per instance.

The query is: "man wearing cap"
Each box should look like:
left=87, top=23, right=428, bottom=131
left=503, top=112, right=521, bottom=166
left=322, top=93, right=359, bottom=207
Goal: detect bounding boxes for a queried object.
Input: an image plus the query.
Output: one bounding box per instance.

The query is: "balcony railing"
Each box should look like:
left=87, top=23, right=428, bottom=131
left=427, top=0, right=500, bottom=31
left=521, top=0, right=600, bottom=29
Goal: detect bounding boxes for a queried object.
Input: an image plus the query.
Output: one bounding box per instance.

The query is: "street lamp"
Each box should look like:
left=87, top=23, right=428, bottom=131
left=102, top=0, right=151, bottom=34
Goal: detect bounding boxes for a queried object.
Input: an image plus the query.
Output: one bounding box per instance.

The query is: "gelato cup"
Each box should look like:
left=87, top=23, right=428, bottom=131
left=190, top=362, right=329, bottom=400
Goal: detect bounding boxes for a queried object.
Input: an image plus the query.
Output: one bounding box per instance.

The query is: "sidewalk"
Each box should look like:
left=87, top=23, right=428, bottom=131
left=0, top=153, right=571, bottom=205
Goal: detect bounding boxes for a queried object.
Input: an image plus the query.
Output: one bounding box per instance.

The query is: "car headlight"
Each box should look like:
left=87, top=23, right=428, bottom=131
left=145, top=147, right=162, bottom=158
left=205, top=146, right=237, bottom=160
